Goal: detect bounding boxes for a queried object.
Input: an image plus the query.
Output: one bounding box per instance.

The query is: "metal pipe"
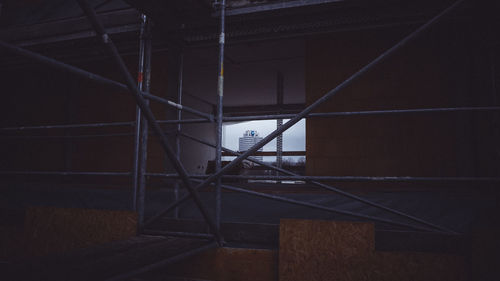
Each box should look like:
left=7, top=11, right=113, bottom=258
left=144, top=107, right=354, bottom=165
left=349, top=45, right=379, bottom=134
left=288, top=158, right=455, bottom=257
left=276, top=72, right=284, bottom=174
left=148, top=130, right=461, bottom=234
left=0, top=121, right=134, bottom=131
left=137, top=15, right=152, bottom=227
left=178, top=0, right=467, bottom=205
left=157, top=118, right=209, bottom=125
left=0, top=40, right=213, bottom=121
left=76, top=0, right=223, bottom=244
left=104, top=242, right=218, bottom=281
left=146, top=173, right=500, bottom=183
left=142, top=230, right=213, bottom=239
left=131, top=0, right=467, bottom=230
left=190, top=179, right=441, bottom=233
left=132, top=14, right=148, bottom=214
left=2, top=106, right=499, bottom=132
left=222, top=175, right=500, bottom=183
left=0, top=39, right=126, bottom=89
left=174, top=132, right=462, bottom=233
left=215, top=0, right=227, bottom=234
left=174, top=52, right=185, bottom=219
left=184, top=91, right=216, bottom=107
left=156, top=106, right=500, bottom=124
left=0, top=171, right=130, bottom=176
left=223, top=106, right=500, bottom=122
left=145, top=102, right=485, bottom=227
left=150, top=104, right=485, bottom=233
left=0, top=133, right=133, bottom=139
left=142, top=92, right=213, bottom=121
left=142, top=194, right=192, bottom=229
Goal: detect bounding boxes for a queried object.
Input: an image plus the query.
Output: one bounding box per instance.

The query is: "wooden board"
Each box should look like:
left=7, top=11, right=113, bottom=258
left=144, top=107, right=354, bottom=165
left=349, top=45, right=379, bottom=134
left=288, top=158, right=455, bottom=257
left=279, top=219, right=374, bottom=281
left=279, top=219, right=466, bottom=281
left=147, top=218, right=467, bottom=255
left=23, top=206, right=137, bottom=257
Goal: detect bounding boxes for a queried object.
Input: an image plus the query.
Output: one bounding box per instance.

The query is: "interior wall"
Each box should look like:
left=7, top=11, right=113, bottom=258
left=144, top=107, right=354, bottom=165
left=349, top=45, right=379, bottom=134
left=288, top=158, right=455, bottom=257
left=0, top=52, right=170, bottom=187
left=305, top=21, right=499, bottom=180
left=177, top=38, right=306, bottom=173
left=183, top=38, right=305, bottom=107
left=0, top=37, right=307, bottom=187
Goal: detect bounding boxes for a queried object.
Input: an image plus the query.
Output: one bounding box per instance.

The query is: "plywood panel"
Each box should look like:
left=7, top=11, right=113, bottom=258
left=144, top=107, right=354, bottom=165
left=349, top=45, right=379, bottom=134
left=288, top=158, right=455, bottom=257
left=279, top=219, right=374, bottom=281
left=279, top=219, right=466, bottom=281
left=23, top=207, right=137, bottom=257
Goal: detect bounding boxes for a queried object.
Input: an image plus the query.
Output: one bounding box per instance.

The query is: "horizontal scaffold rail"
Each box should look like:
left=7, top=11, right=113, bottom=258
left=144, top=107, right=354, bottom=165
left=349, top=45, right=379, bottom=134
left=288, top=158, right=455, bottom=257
left=75, top=0, right=222, bottom=244
left=147, top=173, right=500, bottom=183
left=223, top=106, right=500, bottom=122
left=143, top=0, right=467, bottom=235
left=0, top=171, right=130, bottom=176
left=0, top=40, right=214, bottom=121
left=2, top=106, right=498, bottom=132
left=189, top=178, right=449, bottom=233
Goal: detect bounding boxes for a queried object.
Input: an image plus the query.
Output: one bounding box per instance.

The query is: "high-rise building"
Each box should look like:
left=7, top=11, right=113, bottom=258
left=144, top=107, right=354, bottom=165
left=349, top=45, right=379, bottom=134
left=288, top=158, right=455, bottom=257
left=239, top=130, right=264, bottom=161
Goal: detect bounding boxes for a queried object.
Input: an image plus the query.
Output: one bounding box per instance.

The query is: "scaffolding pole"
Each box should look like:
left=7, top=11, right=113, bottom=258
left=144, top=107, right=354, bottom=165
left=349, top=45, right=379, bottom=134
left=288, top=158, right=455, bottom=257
left=143, top=133, right=455, bottom=233
left=0, top=121, right=134, bottom=131
left=190, top=179, right=444, bottom=233
left=0, top=133, right=133, bottom=139
left=138, top=14, right=152, bottom=227
left=144, top=0, right=466, bottom=231
left=214, top=0, right=227, bottom=234
left=276, top=71, right=284, bottom=174
left=2, top=106, right=500, bottom=132
left=76, top=0, right=223, bottom=244
left=174, top=51, right=185, bottom=219
left=147, top=173, right=500, bottom=183
left=132, top=14, right=148, bottom=215
left=0, top=41, right=213, bottom=121
left=223, top=106, right=500, bottom=122
left=0, top=171, right=130, bottom=176
left=104, top=242, right=218, bottom=281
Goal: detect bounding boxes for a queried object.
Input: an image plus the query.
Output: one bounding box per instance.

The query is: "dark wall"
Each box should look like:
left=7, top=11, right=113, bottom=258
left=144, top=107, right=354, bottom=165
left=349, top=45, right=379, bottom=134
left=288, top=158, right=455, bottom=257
left=0, top=52, right=172, bottom=187
left=305, top=19, right=500, bottom=181
left=0, top=37, right=307, bottom=189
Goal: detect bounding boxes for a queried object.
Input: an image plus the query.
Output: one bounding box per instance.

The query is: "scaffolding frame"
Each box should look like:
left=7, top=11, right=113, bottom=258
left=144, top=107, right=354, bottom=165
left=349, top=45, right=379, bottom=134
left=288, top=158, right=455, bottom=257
left=0, top=0, right=498, bottom=278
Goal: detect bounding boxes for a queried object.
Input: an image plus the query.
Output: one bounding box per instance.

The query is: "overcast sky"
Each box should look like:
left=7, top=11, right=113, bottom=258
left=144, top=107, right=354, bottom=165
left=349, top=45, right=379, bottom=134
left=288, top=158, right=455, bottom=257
left=222, top=119, right=305, bottom=162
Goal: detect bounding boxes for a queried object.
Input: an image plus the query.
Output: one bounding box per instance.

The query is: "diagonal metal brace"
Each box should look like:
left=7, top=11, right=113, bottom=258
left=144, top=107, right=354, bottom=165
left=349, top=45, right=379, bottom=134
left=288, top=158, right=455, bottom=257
left=0, top=41, right=213, bottom=121
left=143, top=0, right=466, bottom=231
left=179, top=132, right=458, bottom=234
left=75, top=0, right=223, bottom=245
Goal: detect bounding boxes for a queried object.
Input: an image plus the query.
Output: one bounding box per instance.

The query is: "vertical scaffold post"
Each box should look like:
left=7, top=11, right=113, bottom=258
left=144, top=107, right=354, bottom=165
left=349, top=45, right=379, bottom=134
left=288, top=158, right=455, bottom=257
left=133, top=14, right=148, bottom=217
left=276, top=71, right=284, bottom=177
left=215, top=0, right=227, bottom=232
left=137, top=15, right=152, bottom=228
left=174, top=52, right=184, bottom=219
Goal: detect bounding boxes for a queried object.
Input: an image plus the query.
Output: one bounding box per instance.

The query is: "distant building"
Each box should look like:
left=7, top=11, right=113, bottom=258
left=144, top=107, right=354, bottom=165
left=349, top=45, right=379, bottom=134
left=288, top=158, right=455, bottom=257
left=239, top=130, right=264, bottom=161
